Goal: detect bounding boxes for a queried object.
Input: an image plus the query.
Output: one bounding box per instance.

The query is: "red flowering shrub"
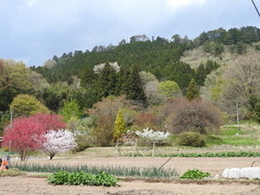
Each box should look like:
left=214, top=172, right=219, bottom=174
left=1, top=113, right=66, bottom=161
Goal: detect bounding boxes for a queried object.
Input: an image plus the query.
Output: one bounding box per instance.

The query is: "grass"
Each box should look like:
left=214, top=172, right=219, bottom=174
left=220, top=136, right=259, bottom=146
left=220, top=126, right=242, bottom=136
left=0, top=168, right=26, bottom=177
left=207, top=135, right=259, bottom=146
left=206, top=122, right=260, bottom=147
left=0, top=150, right=17, bottom=156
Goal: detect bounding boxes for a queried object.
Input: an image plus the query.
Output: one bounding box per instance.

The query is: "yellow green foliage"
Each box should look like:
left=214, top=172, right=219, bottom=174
left=10, top=94, right=49, bottom=116
left=113, top=109, right=126, bottom=142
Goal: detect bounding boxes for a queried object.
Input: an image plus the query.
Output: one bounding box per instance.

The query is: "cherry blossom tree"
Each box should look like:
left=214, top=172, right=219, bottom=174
left=135, top=128, right=170, bottom=157
left=29, top=113, right=66, bottom=131
left=2, top=117, right=46, bottom=161
left=40, top=129, right=77, bottom=160
left=1, top=113, right=66, bottom=161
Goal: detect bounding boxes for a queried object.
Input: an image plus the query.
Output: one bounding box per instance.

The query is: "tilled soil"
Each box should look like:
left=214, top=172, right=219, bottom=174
left=1, top=156, right=259, bottom=195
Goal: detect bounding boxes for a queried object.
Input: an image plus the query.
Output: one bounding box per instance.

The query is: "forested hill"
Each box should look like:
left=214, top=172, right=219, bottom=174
left=31, top=26, right=260, bottom=88
left=1, top=25, right=260, bottom=127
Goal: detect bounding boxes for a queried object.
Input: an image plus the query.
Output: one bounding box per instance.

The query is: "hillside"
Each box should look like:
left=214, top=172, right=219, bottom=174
left=181, top=42, right=260, bottom=69
left=1, top=26, right=260, bottom=120
left=31, top=26, right=260, bottom=86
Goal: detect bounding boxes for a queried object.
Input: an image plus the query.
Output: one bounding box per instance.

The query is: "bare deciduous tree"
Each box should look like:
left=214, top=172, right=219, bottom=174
left=221, top=54, right=260, bottom=120
left=160, top=98, right=223, bottom=134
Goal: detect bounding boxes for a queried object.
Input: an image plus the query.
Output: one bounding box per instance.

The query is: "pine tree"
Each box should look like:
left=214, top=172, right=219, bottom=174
left=95, top=62, right=118, bottom=98
left=113, top=109, right=126, bottom=142
left=80, top=65, right=96, bottom=87
left=186, top=78, right=200, bottom=101
left=125, top=65, right=147, bottom=106
left=195, top=63, right=206, bottom=86
left=119, top=67, right=131, bottom=95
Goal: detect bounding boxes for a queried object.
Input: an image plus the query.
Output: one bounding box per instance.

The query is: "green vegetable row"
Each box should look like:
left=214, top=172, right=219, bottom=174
left=156, top=151, right=260, bottom=158
left=47, top=171, right=120, bottom=186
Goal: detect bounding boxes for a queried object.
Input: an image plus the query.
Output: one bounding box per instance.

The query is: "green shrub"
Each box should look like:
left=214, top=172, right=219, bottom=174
left=180, top=169, right=210, bottom=179
left=177, top=131, right=206, bottom=147
left=73, top=134, right=93, bottom=152
left=47, top=171, right=120, bottom=186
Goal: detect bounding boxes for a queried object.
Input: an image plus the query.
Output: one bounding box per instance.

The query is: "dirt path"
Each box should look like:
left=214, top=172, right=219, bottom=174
left=0, top=174, right=259, bottom=195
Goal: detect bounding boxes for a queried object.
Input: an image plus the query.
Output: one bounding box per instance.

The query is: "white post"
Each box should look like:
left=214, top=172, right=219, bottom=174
left=10, top=110, right=13, bottom=126
left=236, top=101, right=240, bottom=132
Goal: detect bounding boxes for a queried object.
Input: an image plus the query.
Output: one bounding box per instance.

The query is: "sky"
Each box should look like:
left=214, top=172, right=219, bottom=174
left=0, top=0, right=260, bottom=67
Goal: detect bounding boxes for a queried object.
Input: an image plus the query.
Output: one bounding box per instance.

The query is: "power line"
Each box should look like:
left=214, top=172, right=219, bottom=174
left=251, top=0, right=260, bottom=17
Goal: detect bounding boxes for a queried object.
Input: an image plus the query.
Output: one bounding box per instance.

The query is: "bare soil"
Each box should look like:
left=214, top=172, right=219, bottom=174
left=1, top=155, right=260, bottom=195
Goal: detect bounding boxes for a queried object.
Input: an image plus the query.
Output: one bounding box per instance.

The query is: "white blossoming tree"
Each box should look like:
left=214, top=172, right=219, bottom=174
left=40, top=129, right=77, bottom=160
left=135, top=128, right=170, bottom=157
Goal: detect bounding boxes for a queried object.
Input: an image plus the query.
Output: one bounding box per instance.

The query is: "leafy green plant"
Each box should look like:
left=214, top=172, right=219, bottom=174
left=180, top=169, right=210, bottom=179
left=47, top=171, right=120, bottom=186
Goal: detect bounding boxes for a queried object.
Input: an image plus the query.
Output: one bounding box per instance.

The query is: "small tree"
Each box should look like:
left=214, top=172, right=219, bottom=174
left=113, top=109, right=126, bottom=142
left=2, top=117, right=46, bottom=161
left=10, top=94, right=50, bottom=116
left=133, top=112, right=158, bottom=130
left=1, top=113, right=66, bottom=161
left=157, top=80, right=180, bottom=100
left=186, top=78, right=200, bottom=101
left=40, top=129, right=77, bottom=160
left=135, top=128, right=170, bottom=157
left=59, top=99, right=82, bottom=122
left=113, top=109, right=127, bottom=156
left=30, top=113, right=67, bottom=131
left=165, top=99, right=223, bottom=134
left=88, top=96, right=130, bottom=146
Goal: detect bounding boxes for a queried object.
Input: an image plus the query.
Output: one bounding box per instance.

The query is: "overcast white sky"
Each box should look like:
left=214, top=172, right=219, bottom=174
left=1, top=0, right=260, bottom=66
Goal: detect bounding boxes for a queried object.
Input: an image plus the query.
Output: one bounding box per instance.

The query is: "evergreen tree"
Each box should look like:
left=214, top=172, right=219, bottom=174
left=95, top=62, right=118, bottom=98
left=80, top=64, right=97, bottom=87
left=186, top=78, right=200, bottom=101
left=195, top=63, right=206, bottom=86
left=195, top=60, right=220, bottom=86
left=125, top=65, right=147, bottom=106
left=167, top=61, right=195, bottom=90
left=113, top=109, right=127, bottom=142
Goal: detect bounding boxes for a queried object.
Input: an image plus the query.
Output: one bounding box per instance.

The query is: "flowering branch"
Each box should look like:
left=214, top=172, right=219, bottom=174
left=135, top=128, right=170, bottom=157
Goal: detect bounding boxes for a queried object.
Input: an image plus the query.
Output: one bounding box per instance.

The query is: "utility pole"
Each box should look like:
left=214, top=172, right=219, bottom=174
left=10, top=110, right=13, bottom=126
left=236, top=101, right=240, bottom=132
